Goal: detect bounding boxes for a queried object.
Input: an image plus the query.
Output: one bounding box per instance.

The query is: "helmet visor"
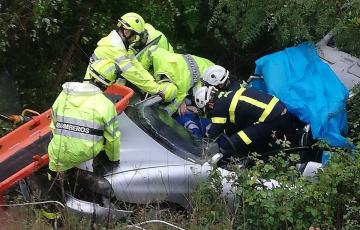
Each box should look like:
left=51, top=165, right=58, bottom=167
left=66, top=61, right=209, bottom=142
left=118, top=18, right=140, bottom=34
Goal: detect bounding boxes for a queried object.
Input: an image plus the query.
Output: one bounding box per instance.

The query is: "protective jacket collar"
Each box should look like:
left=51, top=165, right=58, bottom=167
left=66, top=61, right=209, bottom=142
left=62, top=82, right=101, bottom=96
left=97, top=30, right=126, bottom=49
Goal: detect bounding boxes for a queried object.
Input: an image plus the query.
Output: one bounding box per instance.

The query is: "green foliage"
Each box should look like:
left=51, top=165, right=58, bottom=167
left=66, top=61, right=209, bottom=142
left=347, top=84, right=360, bottom=145
left=334, top=1, right=360, bottom=57
left=208, top=0, right=360, bottom=56
left=189, top=168, right=232, bottom=229
left=188, top=145, right=360, bottom=229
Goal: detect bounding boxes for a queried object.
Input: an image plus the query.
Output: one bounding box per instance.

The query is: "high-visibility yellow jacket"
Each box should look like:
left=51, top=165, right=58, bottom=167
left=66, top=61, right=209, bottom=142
left=85, top=30, right=160, bottom=94
left=137, top=23, right=174, bottom=70
left=48, top=82, right=120, bottom=172
left=144, top=46, right=214, bottom=114
left=145, top=23, right=173, bottom=52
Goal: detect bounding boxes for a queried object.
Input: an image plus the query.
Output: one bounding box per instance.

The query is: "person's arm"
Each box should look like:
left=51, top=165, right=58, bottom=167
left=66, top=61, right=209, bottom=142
left=103, top=104, right=121, bottom=161
left=92, top=45, right=160, bottom=94
left=120, top=55, right=160, bottom=95
left=207, top=122, right=226, bottom=140
left=163, top=84, right=187, bottom=115
left=207, top=101, right=228, bottom=139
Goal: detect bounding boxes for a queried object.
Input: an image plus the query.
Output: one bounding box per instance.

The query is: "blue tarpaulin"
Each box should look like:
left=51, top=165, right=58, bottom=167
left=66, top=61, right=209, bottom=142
left=254, top=42, right=349, bottom=147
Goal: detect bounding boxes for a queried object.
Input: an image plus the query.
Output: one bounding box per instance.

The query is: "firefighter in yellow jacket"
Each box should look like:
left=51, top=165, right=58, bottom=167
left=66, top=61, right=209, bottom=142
left=143, top=46, right=214, bottom=115
left=135, top=23, right=174, bottom=70
left=48, top=59, right=121, bottom=172
left=85, top=12, right=174, bottom=100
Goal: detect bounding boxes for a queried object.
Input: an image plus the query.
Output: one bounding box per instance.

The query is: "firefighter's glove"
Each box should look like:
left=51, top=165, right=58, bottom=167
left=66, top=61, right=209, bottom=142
left=109, top=160, right=120, bottom=168
left=157, top=91, right=165, bottom=102
left=218, top=134, right=235, bottom=158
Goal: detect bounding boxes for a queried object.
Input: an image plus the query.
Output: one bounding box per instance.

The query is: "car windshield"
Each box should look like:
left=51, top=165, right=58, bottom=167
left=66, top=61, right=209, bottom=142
left=125, top=100, right=215, bottom=163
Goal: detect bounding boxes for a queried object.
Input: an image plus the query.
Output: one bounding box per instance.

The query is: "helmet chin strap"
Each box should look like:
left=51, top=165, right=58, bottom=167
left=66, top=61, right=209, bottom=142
left=117, top=28, right=130, bottom=49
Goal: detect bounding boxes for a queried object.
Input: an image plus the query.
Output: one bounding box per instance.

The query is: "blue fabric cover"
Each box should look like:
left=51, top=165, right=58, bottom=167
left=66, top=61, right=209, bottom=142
left=254, top=43, right=349, bottom=147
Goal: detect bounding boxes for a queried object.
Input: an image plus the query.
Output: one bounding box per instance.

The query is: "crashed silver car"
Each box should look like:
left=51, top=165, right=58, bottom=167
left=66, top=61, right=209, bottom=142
left=317, top=32, right=360, bottom=91
left=60, top=96, right=237, bottom=222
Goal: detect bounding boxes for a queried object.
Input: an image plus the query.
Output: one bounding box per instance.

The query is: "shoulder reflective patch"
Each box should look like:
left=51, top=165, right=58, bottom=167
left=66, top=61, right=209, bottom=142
left=239, top=96, right=267, bottom=109
left=229, top=87, right=246, bottom=123
left=238, top=130, right=252, bottom=145
left=259, top=97, right=279, bottom=122
left=211, top=117, right=227, bottom=124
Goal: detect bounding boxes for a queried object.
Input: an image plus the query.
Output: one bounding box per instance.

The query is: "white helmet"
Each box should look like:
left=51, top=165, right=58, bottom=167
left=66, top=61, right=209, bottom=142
left=194, top=86, right=218, bottom=109
left=202, top=65, right=229, bottom=86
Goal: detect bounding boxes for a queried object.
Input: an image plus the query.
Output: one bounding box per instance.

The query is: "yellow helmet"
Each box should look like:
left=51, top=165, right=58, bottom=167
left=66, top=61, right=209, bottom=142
left=117, top=12, right=145, bottom=34
left=158, top=82, right=177, bottom=102
left=88, top=59, right=120, bottom=87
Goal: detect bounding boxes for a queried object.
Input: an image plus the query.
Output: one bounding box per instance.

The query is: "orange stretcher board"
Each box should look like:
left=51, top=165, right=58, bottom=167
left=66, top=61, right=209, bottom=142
left=0, top=84, right=134, bottom=197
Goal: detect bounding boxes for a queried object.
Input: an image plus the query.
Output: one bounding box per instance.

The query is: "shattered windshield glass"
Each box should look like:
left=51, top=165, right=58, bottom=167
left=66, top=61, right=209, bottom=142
left=125, top=102, right=215, bottom=163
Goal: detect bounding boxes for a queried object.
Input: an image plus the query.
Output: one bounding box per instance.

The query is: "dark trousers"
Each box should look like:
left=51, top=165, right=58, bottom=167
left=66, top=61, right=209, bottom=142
left=223, top=112, right=304, bottom=157
left=47, top=152, right=114, bottom=201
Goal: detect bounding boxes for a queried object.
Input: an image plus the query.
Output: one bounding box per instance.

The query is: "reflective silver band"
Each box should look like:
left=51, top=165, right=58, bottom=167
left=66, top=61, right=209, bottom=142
left=120, top=62, right=133, bottom=72
left=115, top=55, right=128, bottom=64
left=56, top=115, right=104, bottom=130
left=182, top=54, right=200, bottom=87
left=54, top=129, right=104, bottom=141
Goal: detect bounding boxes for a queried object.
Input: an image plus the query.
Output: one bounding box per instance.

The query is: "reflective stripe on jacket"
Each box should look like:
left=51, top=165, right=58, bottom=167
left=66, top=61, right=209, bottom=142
left=48, top=82, right=120, bottom=172
left=143, top=46, right=214, bottom=114
left=85, top=30, right=160, bottom=94
left=208, top=87, right=286, bottom=142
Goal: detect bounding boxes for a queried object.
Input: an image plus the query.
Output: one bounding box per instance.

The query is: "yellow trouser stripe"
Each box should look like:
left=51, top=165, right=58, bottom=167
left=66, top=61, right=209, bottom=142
left=239, top=96, right=267, bottom=109
left=211, top=117, right=227, bottom=124
left=259, top=97, right=279, bottom=122
left=229, top=87, right=246, bottom=123
left=238, top=131, right=252, bottom=145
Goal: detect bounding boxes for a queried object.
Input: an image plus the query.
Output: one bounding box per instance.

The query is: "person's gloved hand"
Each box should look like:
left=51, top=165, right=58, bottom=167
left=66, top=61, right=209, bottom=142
left=157, top=91, right=165, bottom=102
left=111, top=160, right=120, bottom=165
left=217, top=134, right=234, bottom=157
left=108, top=160, right=120, bottom=170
